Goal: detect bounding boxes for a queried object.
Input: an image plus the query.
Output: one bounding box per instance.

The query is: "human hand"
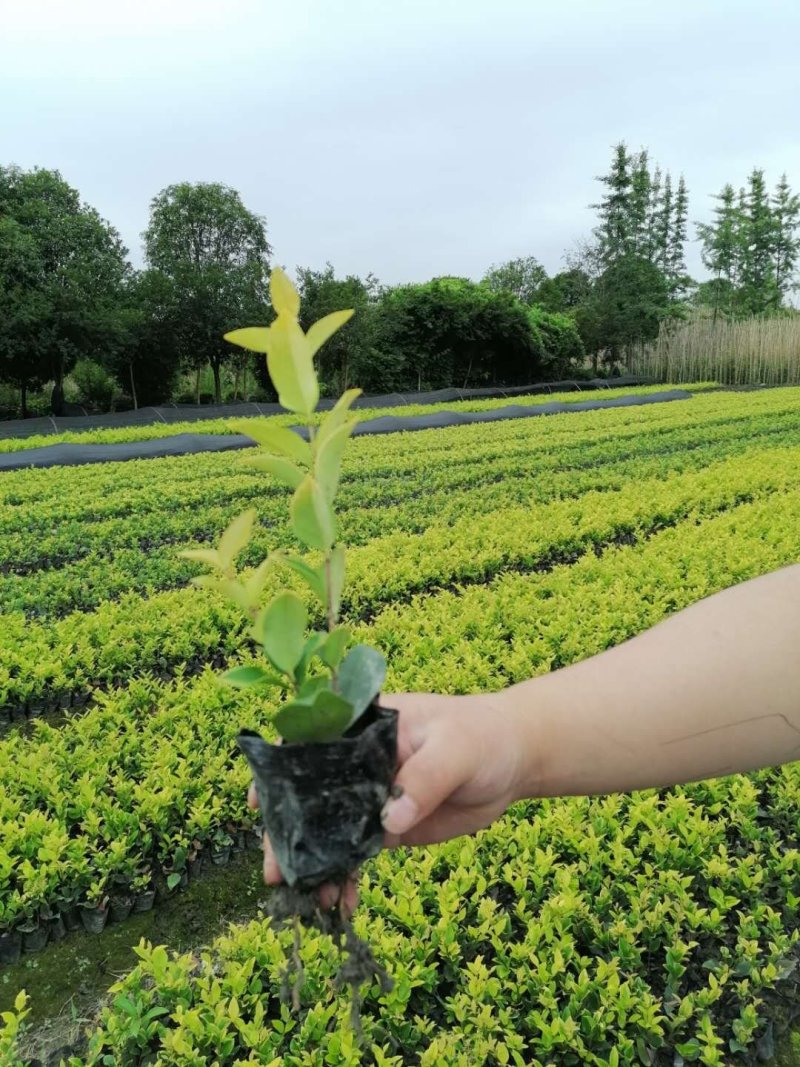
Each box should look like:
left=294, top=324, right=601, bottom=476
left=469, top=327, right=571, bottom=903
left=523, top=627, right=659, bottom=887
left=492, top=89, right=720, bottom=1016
left=248, top=689, right=526, bottom=915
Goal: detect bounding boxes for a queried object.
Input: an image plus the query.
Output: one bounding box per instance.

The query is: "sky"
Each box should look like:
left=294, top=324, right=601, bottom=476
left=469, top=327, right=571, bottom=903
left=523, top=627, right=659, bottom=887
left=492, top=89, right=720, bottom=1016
left=2, top=0, right=799, bottom=285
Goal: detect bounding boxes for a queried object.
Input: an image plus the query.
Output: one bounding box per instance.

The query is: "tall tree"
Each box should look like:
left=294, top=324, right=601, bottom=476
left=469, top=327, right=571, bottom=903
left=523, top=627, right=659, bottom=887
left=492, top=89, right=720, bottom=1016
left=0, top=166, right=129, bottom=414
left=143, top=182, right=270, bottom=403
left=628, top=150, right=652, bottom=258
left=653, top=172, right=673, bottom=275
left=667, top=175, right=690, bottom=301
left=696, top=183, right=741, bottom=319
left=481, top=256, right=547, bottom=304
left=771, top=173, right=800, bottom=301
left=738, top=169, right=778, bottom=314
left=592, top=142, right=634, bottom=265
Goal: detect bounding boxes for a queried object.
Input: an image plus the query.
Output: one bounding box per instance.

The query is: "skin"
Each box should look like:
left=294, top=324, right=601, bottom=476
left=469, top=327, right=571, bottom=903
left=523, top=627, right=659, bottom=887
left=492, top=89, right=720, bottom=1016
left=250, top=564, right=800, bottom=915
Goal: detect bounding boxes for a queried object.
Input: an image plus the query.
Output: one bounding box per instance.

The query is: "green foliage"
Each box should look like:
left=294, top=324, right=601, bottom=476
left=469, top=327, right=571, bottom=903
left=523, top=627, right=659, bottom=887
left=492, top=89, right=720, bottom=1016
left=481, top=256, right=547, bottom=304
left=192, top=268, right=384, bottom=741
left=70, top=358, right=117, bottom=412
left=377, top=277, right=543, bottom=389
left=143, top=182, right=271, bottom=404
left=527, top=306, right=585, bottom=377
left=0, top=166, right=130, bottom=415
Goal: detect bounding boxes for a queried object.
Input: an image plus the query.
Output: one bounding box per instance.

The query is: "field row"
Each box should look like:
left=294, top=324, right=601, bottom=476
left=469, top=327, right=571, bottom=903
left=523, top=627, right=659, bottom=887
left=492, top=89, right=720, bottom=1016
left=0, top=383, right=708, bottom=457
left=2, top=490, right=800, bottom=1063
left=3, top=445, right=800, bottom=712
left=5, top=416, right=800, bottom=620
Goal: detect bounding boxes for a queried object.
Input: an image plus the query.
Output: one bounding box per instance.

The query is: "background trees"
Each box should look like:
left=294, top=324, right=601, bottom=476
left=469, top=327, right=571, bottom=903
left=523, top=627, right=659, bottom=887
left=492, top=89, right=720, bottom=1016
left=143, top=182, right=271, bottom=404
left=0, top=166, right=129, bottom=414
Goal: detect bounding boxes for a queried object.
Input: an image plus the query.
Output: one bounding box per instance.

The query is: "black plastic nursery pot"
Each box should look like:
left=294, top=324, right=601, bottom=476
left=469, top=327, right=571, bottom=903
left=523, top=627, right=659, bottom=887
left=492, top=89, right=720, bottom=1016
left=238, top=703, right=398, bottom=890
left=0, top=929, right=22, bottom=965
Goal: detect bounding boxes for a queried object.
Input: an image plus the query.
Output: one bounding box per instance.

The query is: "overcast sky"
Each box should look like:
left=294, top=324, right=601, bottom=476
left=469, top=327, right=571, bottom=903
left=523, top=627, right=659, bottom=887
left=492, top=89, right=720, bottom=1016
left=3, top=0, right=799, bottom=285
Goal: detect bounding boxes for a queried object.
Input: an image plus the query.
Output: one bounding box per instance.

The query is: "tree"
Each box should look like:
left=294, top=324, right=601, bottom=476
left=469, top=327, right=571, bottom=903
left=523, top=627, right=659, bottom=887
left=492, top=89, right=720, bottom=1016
left=106, top=270, right=183, bottom=408
left=585, top=254, right=669, bottom=369
left=0, top=166, right=130, bottom=414
left=771, top=173, right=800, bottom=302
left=738, top=169, right=778, bottom=314
left=667, top=175, right=690, bottom=302
left=534, top=269, right=592, bottom=314
left=696, top=183, right=741, bottom=319
left=481, top=256, right=547, bottom=304
left=377, top=279, right=543, bottom=390
left=295, top=264, right=383, bottom=394
left=143, top=182, right=270, bottom=403
left=593, top=142, right=635, bottom=266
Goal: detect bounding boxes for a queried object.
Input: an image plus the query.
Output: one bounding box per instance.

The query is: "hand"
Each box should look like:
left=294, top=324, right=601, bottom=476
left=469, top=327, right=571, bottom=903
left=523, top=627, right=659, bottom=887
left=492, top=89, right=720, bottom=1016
left=249, top=689, right=526, bottom=915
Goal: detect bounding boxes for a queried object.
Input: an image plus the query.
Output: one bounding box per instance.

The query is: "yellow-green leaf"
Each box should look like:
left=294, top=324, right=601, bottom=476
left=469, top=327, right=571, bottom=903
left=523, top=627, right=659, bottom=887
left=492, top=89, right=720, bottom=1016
left=220, top=665, right=281, bottom=690
left=270, top=267, right=300, bottom=318
left=223, top=327, right=271, bottom=353
left=275, top=553, right=327, bottom=605
left=217, top=579, right=253, bottom=612
left=260, top=591, right=307, bottom=675
left=218, top=509, right=257, bottom=569
left=244, top=557, right=272, bottom=603
left=305, top=309, right=355, bottom=358
left=266, top=316, right=319, bottom=415
left=230, top=419, right=311, bottom=465
left=273, top=690, right=353, bottom=743
left=290, top=476, right=336, bottom=552
left=320, top=626, right=350, bottom=669
left=244, top=454, right=304, bottom=489
left=179, top=547, right=222, bottom=570
left=317, top=388, right=361, bottom=448
left=327, top=544, right=346, bottom=618
left=315, top=420, right=355, bottom=502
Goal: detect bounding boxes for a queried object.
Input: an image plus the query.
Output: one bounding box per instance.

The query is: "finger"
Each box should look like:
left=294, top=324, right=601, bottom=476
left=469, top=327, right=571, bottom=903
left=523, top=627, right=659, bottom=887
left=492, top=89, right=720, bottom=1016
left=247, top=784, right=258, bottom=809
left=319, top=872, right=359, bottom=915
left=381, top=728, right=470, bottom=838
left=262, top=834, right=282, bottom=885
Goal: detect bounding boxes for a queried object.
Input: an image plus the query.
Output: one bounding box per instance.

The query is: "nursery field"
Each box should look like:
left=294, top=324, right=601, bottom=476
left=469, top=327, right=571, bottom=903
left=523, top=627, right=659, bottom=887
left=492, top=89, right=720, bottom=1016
left=2, top=385, right=800, bottom=1065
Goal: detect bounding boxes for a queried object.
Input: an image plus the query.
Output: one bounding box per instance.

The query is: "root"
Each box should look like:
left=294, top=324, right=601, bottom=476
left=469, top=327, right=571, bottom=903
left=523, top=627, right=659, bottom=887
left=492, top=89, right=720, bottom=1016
left=265, top=881, right=393, bottom=1036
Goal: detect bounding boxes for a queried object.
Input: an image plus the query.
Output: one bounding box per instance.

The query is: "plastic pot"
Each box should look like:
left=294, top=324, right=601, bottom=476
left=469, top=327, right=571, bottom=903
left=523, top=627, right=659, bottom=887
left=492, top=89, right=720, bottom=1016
left=210, top=846, right=231, bottom=867
left=62, top=905, right=82, bottom=932
left=247, top=827, right=264, bottom=852
left=48, top=913, right=66, bottom=942
left=109, top=897, right=133, bottom=924
left=238, top=703, right=398, bottom=889
left=132, top=888, right=156, bottom=913
left=80, top=906, right=108, bottom=934
left=22, top=923, right=49, bottom=954
left=0, top=930, right=22, bottom=965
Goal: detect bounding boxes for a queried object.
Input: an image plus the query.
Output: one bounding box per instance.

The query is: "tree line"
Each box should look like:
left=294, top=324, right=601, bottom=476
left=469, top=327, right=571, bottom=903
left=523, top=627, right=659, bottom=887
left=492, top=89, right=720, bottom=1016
left=1, top=144, right=797, bottom=417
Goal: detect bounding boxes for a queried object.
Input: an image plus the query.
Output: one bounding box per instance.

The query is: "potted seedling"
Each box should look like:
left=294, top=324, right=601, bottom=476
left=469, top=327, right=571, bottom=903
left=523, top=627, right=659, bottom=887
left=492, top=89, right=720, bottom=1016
left=181, top=268, right=397, bottom=1003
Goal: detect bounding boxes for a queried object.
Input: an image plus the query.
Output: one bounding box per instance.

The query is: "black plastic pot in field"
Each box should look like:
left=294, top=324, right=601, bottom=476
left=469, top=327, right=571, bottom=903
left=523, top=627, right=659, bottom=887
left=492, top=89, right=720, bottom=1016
left=80, top=906, right=108, bottom=935
left=22, top=923, right=48, bottom=954
left=48, top=913, right=66, bottom=942
left=132, top=888, right=156, bottom=914
left=109, top=897, right=133, bottom=924
left=238, top=703, right=398, bottom=890
left=0, top=930, right=22, bottom=965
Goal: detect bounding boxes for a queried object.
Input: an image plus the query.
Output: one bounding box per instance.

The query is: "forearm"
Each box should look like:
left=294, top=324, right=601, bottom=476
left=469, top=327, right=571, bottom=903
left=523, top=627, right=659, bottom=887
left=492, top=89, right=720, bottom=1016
left=507, top=565, right=800, bottom=799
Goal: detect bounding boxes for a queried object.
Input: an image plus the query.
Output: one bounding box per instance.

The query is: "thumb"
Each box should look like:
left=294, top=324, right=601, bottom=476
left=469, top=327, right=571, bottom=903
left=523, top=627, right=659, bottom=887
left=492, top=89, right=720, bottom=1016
left=381, top=729, right=467, bottom=838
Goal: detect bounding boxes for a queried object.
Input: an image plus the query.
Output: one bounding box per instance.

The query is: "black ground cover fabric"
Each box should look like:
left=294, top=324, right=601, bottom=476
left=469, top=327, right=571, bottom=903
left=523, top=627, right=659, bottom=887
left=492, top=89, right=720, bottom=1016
left=0, top=390, right=691, bottom=472
left=0, top=377, right=656, bottom=440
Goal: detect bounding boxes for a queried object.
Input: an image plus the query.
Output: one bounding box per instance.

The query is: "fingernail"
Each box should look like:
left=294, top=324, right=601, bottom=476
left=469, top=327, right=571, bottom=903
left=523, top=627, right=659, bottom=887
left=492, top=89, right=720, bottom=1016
left=381, top=794, right=418, bottom=835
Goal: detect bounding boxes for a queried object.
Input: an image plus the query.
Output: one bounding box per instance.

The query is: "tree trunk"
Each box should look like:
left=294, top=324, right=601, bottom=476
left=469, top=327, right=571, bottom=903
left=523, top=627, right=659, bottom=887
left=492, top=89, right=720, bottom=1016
left=51, top=358, right=65, bottom=416
left=462, top=355, right=474, bottom=390
left=194, top=366, right=201, bottom=405
left=129, top=362, right=138, bottom=410
left=241, top=366, right=248, bottom=400
left=233, top=365, right=241, bottom=401
left=20, top=381, right=28, bottom=420
left=212, top=360, right=222, bottom=404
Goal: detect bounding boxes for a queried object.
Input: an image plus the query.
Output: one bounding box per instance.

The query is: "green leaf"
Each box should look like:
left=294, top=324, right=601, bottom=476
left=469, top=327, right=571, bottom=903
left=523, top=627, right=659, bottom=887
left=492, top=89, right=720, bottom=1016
left=295, top=632, right=328, bottom=685
left=216, top=579, right=253, bottom=612
left=291, top=476, right=336, bottom=552
left=274, top=553, right=326, bottom=605
left=320, top=626, right=350, bottom=669
left=305, top=309, right=355, bottom=358
left=675, top=1040, right=701, bottom=1060
left=273, top=689, right=354, bottom=743
left=296, top=673, right=329, bottom=701
left=270, top=266, right=300, bottom=318
left=244, top=557, right=272, bottom=604
left=220, top=665, right=282, bottom=690
left=317, top=388, right=361, bottom=448
left=179, top=548, right=221, bottom=570
left=244, top=454, right=304, bottom=490
left=260, top=592, right=307, bottom=675
left=230, top=420, right=311, bottom=465
left=266, top=317, right=319, bottom=415
left=223, top=327, right=271, bottom=353
left=337, top=644, right=387, bottom=726
left=327, top=545, right=346, bottom=618
left=218, top=509, right=256, bottom=569
left=166, top=873, right=182, bottom=891
left=315, top=420, right=355, bottom=503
